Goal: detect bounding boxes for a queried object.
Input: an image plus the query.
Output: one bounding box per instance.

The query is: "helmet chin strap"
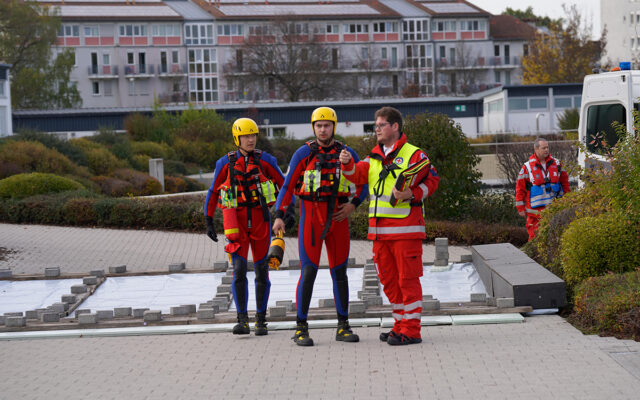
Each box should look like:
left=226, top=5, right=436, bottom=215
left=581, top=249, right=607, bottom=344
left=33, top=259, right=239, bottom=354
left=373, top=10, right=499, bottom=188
left=316, top=136, right=334, bottom=147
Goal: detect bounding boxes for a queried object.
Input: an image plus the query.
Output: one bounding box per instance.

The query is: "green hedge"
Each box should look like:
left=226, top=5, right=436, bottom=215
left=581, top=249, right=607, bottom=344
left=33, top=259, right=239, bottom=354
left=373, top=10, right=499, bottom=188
left=0, top=173, right=84, bottom=199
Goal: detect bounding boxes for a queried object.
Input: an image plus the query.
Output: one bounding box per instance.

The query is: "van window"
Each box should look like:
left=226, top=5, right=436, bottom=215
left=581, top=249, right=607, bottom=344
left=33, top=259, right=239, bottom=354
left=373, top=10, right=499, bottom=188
left=585, top=103, right=625, bottom=153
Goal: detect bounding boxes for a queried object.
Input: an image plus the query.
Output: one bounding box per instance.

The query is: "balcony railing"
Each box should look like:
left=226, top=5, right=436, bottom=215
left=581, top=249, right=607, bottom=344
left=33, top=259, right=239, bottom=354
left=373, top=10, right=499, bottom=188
left=157, top=92, right=189, bottom=104
left=158, top=63, right=187, bottom=75
left=87, top=65, right=119, bottom=77
left=124, top=64, right=155, bottom=76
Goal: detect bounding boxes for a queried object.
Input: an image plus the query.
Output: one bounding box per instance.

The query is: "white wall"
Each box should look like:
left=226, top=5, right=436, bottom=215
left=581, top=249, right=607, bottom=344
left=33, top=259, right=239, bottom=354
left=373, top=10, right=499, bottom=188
left=0, top=69, right=12, bottom=137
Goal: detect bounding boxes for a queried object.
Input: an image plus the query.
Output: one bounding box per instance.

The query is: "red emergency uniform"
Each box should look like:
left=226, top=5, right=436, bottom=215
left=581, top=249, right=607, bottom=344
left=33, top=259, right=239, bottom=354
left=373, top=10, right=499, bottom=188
left=515, top=153, right=570, bottom=240
left=342, top=133, right=439, bottom=339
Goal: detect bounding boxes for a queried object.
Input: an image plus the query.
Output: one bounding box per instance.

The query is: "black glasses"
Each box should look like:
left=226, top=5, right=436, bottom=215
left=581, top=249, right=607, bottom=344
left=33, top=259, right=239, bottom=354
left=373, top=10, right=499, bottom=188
left=374, top=122, right=390, bottom=130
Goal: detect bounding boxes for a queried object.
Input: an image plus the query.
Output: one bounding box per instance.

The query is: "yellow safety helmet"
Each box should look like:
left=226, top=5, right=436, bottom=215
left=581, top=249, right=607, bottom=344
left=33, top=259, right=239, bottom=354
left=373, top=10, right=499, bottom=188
left=232, top=118, right=259, bottom=146
left=311, top=106, right=337, bottom=135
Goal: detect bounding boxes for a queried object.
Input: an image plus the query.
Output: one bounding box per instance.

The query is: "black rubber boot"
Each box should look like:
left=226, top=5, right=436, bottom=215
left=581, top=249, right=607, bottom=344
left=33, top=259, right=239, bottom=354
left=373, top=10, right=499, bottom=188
left=291, top=320, right=314, bottom=346
left=232, top=313, right=250, bottom=335
left=336, top=320, right=359, bottom=342
left=254, top=312, right=268, bottom=336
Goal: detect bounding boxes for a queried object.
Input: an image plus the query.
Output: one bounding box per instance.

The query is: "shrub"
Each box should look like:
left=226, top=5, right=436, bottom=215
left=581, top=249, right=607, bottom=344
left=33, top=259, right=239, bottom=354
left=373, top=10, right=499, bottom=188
left=183, top=176, right=205, bottom=192
left=0, top=173, right=84, bottom=199
left=425, top=220, right=528, bottom=246
left=112, top=168, right=162, bottom=196
left=164, top=159, right=187, bottom=175
left=558, top=108, right=580, bottom=131
left=164, top=176, right=186, bottom=193
left=457, top=191, right=523, bottom=225
left=569, top=271, right=640, bottom=339
left=124, top=113, right=172, bottom=143
left=560, top=212, right=640, bottom=286
left=91, top=176, right=134, bottom=197
left=130, top=154, right=151, bottom=172
left=131, top=141, right=169, bottom=159
left=87, top=148, right=124, bottom=176
left=0, top=140, right=84, bottom=179
left=403, top=112, right=482, bottom=220
left=15, top=130, right=88, bottom=166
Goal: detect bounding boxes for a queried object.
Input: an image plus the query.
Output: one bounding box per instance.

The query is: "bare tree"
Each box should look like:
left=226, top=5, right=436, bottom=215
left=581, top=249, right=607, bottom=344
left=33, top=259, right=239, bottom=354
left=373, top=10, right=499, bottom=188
left=454, top=42, right=482, bottom=96
left=351, top=44, right=393, bottom=98
left=231, top=16, right=335, bottom=102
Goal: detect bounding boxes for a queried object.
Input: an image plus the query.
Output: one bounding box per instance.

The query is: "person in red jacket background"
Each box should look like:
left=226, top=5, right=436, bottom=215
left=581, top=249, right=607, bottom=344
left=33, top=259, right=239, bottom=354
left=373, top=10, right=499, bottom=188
left=339, top=106, right=439, bottom=346
left=204, top=118, right=286, bottom=336
left=515, top=138, right=570, bottom=240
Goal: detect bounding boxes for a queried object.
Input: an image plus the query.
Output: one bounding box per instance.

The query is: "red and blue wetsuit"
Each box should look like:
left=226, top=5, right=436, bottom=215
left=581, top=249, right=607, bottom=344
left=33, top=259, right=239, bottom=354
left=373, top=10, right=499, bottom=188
left=275, top=140, right=368, bottom=322
left=205, top=149, right=285, bottom=315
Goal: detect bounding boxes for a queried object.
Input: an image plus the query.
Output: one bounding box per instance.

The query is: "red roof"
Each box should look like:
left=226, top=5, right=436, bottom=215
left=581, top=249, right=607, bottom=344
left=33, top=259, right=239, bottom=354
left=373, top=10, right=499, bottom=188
left=490, top=14, right=536, bottom=40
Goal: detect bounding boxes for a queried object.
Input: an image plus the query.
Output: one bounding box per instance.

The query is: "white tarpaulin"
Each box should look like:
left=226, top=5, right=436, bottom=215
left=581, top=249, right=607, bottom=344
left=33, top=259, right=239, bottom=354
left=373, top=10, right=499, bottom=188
left=0, top=279, right=83, bottom=314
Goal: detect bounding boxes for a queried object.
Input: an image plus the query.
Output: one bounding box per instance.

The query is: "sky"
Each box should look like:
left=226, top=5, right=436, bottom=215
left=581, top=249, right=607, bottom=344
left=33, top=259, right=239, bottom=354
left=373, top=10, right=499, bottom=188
left=470, top=0, right=602, bottom=37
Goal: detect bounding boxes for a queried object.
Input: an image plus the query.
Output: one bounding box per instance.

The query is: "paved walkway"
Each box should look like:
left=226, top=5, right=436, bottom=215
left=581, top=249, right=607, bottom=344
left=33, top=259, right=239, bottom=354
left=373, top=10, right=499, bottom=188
left=1, top=223, right=639, bottom=399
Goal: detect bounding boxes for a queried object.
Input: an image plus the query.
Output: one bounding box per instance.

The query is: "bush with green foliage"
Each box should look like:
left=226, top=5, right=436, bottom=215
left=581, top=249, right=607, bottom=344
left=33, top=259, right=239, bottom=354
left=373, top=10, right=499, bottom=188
left=0, top=140, right=86, bottom=179
left=86, top=148, right=125, bottom=176
left=560, top=212, right=640, bottom=285
left=558, top=108, right=580, bottom=131
left=0, top=172, right=84, bottom=199
left=112, top=168, right=162, bottom=196
left=91, top=129, right=134, bottom=161
left=403, top=112, right=482, bottom=220
left=569, top=270, right=640, bottom=339
left=13, top=130, right=88, bottom=166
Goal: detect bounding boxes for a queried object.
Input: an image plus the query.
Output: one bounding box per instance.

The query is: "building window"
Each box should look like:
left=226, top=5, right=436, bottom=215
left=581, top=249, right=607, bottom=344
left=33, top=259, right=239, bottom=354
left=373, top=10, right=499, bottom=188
left=185, top=24, right=214, bottom=45
left=403, top=19, right=429, bottom=41
left=103, top=81, right=112, bottom=97
left=188, top=49, right=217, bottom=74
left=374, top=21, right=399, bottom=33
left=508, top=98, right=527, bottom=110
left=0, top=80, right=5, bottom=97
left=152, top=24, right=180, bottom=37
left=529, top=98, right=548, bottom=109
left=92, top=81, right=100, bottom=95
left=189, top=77, right=219, bottom=102
left=554, top=97, right=572, bottom=108
left=494, top=45, right=500, bottom=56
left=59, top=25, right=80, bottom=37
left=119, top=24, right=146, bottom=37
left=391, top=47, right=398, bottom=68
left=331, top=48, right=339, bottom=69
left=523, top=44, right=529, bottom=56
left=344, top=23, right=369, bottom=33
left=461, top=20, right=485, bottom=31
left=217, top=24, right=244, bottom=37
left=172, top=50, right=179, bottom=64
left=406, top=44, right=432, bottom=68
left=84, top=26, right=99, bottom=37
left=495, top=70, right=501, bottom=83
left=381, top=47, right=387, bottom=59
left=326, top=24, right=339, bottom=33
left=432, top=21, right=456, bottom=32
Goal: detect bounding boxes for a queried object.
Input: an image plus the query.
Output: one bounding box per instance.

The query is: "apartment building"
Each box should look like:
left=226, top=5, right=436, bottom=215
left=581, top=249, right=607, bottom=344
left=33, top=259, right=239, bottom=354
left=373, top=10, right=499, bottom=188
left=601, top=0, right=639, bottom=67
left=43, top=0, right=530, bottom=109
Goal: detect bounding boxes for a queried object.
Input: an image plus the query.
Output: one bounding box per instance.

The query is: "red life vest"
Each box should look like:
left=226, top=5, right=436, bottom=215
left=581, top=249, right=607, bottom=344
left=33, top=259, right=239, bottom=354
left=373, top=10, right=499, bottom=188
left=295, top=140, right=350, bottom=201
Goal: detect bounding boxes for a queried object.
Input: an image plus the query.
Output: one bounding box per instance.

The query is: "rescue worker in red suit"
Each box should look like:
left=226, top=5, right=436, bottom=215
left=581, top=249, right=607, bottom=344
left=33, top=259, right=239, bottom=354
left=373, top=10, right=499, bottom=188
left=339, top=106, right=439, bottom=346
left=272, top=107, right=368, bottom=347
left=515, top=138, right=570, bottom=240
left=204, top=118, right=286, bottom=336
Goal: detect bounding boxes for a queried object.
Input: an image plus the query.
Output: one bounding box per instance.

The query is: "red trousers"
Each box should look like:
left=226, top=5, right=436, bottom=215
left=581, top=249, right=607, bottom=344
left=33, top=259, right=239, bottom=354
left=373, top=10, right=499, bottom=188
left=372, top=239, right=423, bottom=339
left=526, top=213, right=541, bottom=241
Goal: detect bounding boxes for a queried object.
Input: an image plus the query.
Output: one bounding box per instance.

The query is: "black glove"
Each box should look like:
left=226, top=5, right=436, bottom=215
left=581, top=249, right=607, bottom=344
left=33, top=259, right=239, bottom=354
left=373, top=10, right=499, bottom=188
left=284, top=203, right=296, bottom=230
left=205, top=216, right=218, bottom=242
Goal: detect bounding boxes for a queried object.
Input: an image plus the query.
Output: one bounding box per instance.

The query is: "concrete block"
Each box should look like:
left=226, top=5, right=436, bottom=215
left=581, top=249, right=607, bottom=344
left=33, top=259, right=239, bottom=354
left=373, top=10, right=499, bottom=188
left=41, top=313, right=60, bottom=323
left=4, top=312, right=23, bottom=317
left=25, top=310, right=39, bottom=320
left=90, top=269, right=105, bottom=278
left=6, top=316, right=26, bottom=327
left=318, top=298, right=335, bottom=308
left=181, top=304, right=196, bottom=314
left=288, top=259, right=301, bottom=268
left=143, top=310, right=162, bottom=322
left=78, top=313, right=98, bottom=324
left=247, top=261, right=254, bottom=270
left=200, top=304, right=219, bottom=313
left=213, top=261, right=228, bottom=272
left=357, top=290, right=363, bottom=299
left=364, top=296, right=383, bottom=306
left=114, top=307, right=132, bottom=317
left=215, top=293, right=230, bottom=300
left=269, top=306, right=287, bottom=317
left=435, top=248, right=449, bottom=258
left=44, top=267, right=60, bottom=277
left=348, top=258, right=356, bottom=266
left=50, top=303, right=67, bottom=313
left=169, top=262, right=185, bottom=272
left=366, top=259, right=374, bottom=265
left=487, top=297, right=497, bottom=307
left=350, top=302, right=366, bottom=314
left=199, top=303, right=211, bottom=309
left=170, top=306, right=188, bottom=316
left=221, top=275, right=234, bottom=285
left=61, top=294, right=77, bottom=304
left=423, top=299, right=440, bottom=310
left=423, top=294, right=433, bottom=300
left=497, top=297, right=515, bottom=308
left=133, top=308, right=150, bottom=318
left=109, top=265, right=126, bottom=274
left=217, top=284, right=231, bottom=294
left=433, top=258, right=449, bottom=267
left=75, top=309, right=91, bottom=315
left=197, top=308, right=216, bottom=320
left=460, top=254, right=473, bottom=263
left=434, top=237, right=449, bottom=247
left=71, top=284, right=87, bottom=294
left=225, top=268, right=234, bottom=276
left=83, top=276, right=98, bottom=285
left=0, top=316, right=4, bottom=325
left=0, top=269, right=12, bottom=278
left=97, top=310, right=114, bottom=320
left=275, top=300, right=294, bottom=311
left=470, top=293, right=487, bottom=302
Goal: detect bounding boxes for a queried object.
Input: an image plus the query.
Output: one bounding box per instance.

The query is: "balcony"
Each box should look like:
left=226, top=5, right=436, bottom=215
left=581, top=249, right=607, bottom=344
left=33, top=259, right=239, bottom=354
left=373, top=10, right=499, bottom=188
left=157, top=92, right=189, bottom=104
left=124, top=64, right=155, bottom=77
left=158, top=63, right=187, bottom=77
left=87, top=65, right=119, bottom=79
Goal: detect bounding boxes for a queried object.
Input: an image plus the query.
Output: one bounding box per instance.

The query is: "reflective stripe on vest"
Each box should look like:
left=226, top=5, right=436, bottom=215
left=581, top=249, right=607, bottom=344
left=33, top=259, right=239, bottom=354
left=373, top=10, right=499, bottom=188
left=368, top=143, right=421, bottom=218
left=524, top=159, right=563, bottom=209
left=368, top=225, right=426, bottom=235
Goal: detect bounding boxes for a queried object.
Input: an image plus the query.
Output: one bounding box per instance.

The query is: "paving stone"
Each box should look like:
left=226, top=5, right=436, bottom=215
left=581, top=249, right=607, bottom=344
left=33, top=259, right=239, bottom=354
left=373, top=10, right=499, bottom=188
left=109, top=265, right=126, bottom=274
left=61, top=294, right=77, bottom=304
left=181, top=304, right=197, bottom=314
left=349, top=302, right=366, bottom=314
left=133, top=308, right=150, bottom=318
left=269, top=306, right=287, bottom=317
left=143, top=310, right=162, bottom=322
left=318, top=298, right=335, bottom=308
left=460, top=254, right=473, bottom=263
left=4, top=312, right=23, bottom=317
left=6, top=316, right=26, bottom=327
left=221, top=275, right=233, bottom=285
left=497, top=297, right=515, bottom=308
left=288, top=259, right=301, bottom=268
left=78, top=313, right=98, bottom=324
left=41, top=312, right=60, bottom=323
left=213, top=261, right=228, bottom=272
left=114, top=307, right=132, bottom=317
left=25, top=310, right=39, bottom=320
left=170, top=306, right=188, bottom=316
left=97, top=310, right=114, bottom=320
left=83, top=276, right=98, bottom=285
left=71, top=284, right=87, bottom=294
left=0, top=269, right=12, bottom=278
left=364, top=296, right=383, bottom=306
left=44, top=267, right=60, bottom=277
left=90, top=269, right=105, bottom=278
left=275, top=300, right=294, bottom=311
left=197, top=308, right=216, bottom=320
left=470, top=293, right=487, bottom=302
left=423, top=299, right=440, bottom=310
left=169, top=262, right=185, bottom=272
left=75, top=309, right=91, bottom=315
